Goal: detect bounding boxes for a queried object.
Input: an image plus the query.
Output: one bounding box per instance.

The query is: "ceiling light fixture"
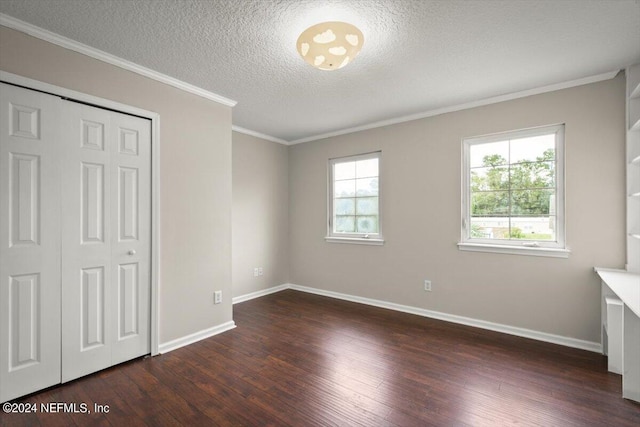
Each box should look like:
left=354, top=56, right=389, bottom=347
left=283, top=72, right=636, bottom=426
left=296, top=21, right=364, bottom=71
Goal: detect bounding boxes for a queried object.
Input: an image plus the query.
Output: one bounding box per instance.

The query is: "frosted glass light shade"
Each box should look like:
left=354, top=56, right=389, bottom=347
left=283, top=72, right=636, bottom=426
left=296, top=21, right=364, bottom=71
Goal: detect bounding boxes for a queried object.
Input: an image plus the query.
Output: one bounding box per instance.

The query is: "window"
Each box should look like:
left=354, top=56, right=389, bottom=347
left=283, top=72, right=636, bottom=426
left=459, top=124, right=568, bottom=257
left=326, top=152, right=383, bottom=245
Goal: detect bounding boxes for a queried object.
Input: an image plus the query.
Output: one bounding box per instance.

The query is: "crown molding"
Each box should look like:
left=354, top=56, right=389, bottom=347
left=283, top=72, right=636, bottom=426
left=0, top=13, right=237, bottom=107
left=289, top=70, right=620, bottom=145
left=232, top=125, right=289, bottom=145
left=2, top=12, right=620, bottom=143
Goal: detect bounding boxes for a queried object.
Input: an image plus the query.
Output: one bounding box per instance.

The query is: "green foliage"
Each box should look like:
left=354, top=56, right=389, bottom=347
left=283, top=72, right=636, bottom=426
left=523, top=233, right=553, bottom=240
left=471, top=149, right=555, bottom=217
left=470, top=223, right=486, bottom=238
left=509, top=227, right=525, bottom=239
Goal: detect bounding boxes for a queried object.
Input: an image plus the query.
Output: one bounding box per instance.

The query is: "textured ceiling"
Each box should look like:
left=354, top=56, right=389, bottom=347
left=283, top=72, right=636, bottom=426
left=1, top=0, right=639, bottom=143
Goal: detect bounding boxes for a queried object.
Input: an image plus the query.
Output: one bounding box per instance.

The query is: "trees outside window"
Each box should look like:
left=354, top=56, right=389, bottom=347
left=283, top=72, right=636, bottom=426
left=461, top=125, right=565, bottom=252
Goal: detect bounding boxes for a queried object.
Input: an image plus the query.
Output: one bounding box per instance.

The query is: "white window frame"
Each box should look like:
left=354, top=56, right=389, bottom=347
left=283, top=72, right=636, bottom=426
left=326, top=151, right=384, bottom=245
left=459, top=124, right=569, bottom=258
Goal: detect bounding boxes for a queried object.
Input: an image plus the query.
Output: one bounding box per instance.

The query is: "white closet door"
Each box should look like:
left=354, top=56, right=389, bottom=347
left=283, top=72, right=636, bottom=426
left=0, top=83, right=62, bottom=402
left=60, top=101, right=151, bottom=382
left=60, top=102, right=113, bottom=382
left=0, top=83, right=151, bottom=398
left=109, top=110, right=150, bottom=365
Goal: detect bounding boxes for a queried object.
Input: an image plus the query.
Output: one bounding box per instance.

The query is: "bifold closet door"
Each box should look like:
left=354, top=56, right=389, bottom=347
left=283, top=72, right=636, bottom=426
left=60, top=100, right=151, bottom=383
left=1, top=82, right=151, bottom=401
left=0, top=83, right=62, bottom=402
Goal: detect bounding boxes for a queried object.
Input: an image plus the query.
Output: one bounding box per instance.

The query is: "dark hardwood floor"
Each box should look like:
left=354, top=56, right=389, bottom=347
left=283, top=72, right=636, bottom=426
left=2, top=289, right=639, bottom=426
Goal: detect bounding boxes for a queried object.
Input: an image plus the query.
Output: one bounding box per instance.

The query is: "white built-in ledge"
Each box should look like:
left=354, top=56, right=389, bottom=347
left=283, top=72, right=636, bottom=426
left=596, top=268, right=640, bottom=318
left=596, top=267, right=640, bottom=403
left=458, top=242, right=570, bottom=258
left=325, top=236, right=385, bottom=246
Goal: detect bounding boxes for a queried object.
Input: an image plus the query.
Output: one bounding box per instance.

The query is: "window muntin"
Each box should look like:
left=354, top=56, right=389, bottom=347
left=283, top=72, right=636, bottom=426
left=462, top=125, right=565, bottom=250
left=328, top=152, right=381, bottom=239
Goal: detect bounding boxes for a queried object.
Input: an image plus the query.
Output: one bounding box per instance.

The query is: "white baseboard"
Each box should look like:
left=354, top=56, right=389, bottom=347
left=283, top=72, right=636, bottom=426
left=279, top=283, right=600, bottom=353
left=222, top=283, right=602, bottom=353
left=232, top=284, right=290, bottom=304
left=158, top=321, right=236, bottom=354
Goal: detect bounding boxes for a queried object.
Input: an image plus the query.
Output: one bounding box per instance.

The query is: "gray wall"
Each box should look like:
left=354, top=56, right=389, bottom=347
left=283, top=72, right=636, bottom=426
left=0, top=26, right=233, bottom=345
left=3, top=23, right=626, bottom=347
left=288, top=75, right=626, bottom=343
left=232, top=132, right=289, bottom=298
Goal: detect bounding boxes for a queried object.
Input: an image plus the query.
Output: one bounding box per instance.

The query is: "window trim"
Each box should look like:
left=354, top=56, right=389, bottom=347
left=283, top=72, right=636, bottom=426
left=459, top=124, right=568, bottom=257
left=326, top=151, right=384, bottom=245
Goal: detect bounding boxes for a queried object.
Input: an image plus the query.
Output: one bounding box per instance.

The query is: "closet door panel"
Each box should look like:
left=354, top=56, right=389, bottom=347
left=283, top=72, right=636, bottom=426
left=110, top=112, right=150, bottom=364
left=61, top=102, right=151, bottom=381
left=0, top=83, right=61, bottom=402
left=60, top=102, right=112, bottom=382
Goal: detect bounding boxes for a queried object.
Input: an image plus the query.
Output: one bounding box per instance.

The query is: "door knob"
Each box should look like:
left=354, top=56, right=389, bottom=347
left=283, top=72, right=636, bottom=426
left=128, top=249, right=136, bottom=256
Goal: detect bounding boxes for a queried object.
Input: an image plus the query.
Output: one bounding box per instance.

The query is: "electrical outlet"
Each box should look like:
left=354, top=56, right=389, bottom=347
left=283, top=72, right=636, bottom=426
left=424, top=280, right=432, bottom=291
left=214, top=290, right=222, bottom=304
left=253, top=268, right=259, bottom=277
left=258, top=267, right=263, bottom=276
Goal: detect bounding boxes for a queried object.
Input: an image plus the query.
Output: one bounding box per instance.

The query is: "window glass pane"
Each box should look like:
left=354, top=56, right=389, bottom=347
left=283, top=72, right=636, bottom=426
left=510, top=162, right=555, bottom=190
left=470, top=141, right=508, bottom=168
left=335, top=216, right=355, bottom=232
left=510, top=135, right=555, bottom=164
left=356, top=158, right=378, bottom=178
left=470, top=166, right=509, bottom=192
left=334, top=161, right=356, bottom=180
left=334, top=179, right=356, bottom=197
left=356, top=177, right=378, bottom=196
left=356, top=216, right=378, bottom=233
left=335, top=198, right=355, bottom=215
left=465, top=127, right=562, bottom=248
left=471, top=191, right=509, bottom=215
left=356, top=197, right=378, bottom=215
left=470, top=217, right=509, bottom=239
left=329, top=152, right=381, bottom=238
left=510, top=189, right=554, bottom=215
left=509, top=216, right=555, bottom=241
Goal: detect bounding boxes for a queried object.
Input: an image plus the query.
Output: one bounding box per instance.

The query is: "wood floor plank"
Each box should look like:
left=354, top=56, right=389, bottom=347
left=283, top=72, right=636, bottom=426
left=1, top=289, right=639, bottom=426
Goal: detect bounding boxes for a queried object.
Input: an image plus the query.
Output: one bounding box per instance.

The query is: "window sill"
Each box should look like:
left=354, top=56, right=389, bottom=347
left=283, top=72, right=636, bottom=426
left=325, top=236, right=385, bottom=246
left=457, top=242, right=570, bottom=258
